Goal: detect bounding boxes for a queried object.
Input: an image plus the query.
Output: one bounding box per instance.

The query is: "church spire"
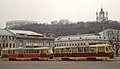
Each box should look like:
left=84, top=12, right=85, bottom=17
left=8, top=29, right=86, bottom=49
left=106, top=11, right=108, bottom=17
left=101, top=6, right=103, bottom=11
left=96, top=11, right=98, bottom=17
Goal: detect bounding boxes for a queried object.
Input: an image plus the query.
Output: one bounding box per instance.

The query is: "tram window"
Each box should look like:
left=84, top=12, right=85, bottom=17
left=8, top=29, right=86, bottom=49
left=27, top=50, right=29, bottom=54
left=61, top=49, right=63, bottom=53
left=18, top=50, right=23, bottom=54
left=57, top=49, right=60, bottom=53
left=106, top=47, right=109, bottom=51
left=55, top=49, right=60, bottom=53
left=66, top=48, right=69, bottom=52
left=84, top=47, right=89, bottom=52
left=29, top=50, right=33, bottom=54
left=61, top=48, right=65, bottom=53
left=44, top=50, right=47, bottom=53
left=24, top=50, right=28, bottom=54
left=66, top=48, right=71, bottom=53
left=46, top=50, right=48, bottom=53
left=98, top=47, right=105, bottom=52
left=78, top=47, right=83, bottom=52
left=90, top=47, right=96, bottom=52
left=3, top=50, right=8, bottom=54
left=10, top=50, right=13, bottom=54
left=55, top=49, right=57, bottom=53
left=109, top=46, right=113, bottom=51
left=72, top=48, right=77, bottom=53
left=13, top=50, right=15, bottom=54
left=8, top=50, right=10, bottom=54
left=106, top=46, right=113, bottom=51
left=69, top=49, right=71, bottom=52
left=35, top=49, right=39, bottom=53
left=55, top=50, right=57, bottom=53
left=41, top=49, right=47, bottom=54
left=23, top=50, right=25, bottom=54
left=41, top=49, right=44, bottom=54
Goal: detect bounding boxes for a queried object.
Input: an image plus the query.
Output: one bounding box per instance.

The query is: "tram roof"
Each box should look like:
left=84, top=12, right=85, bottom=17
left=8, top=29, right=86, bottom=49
left=2, top=47, right=50, bottom=50
left=90, top=44, right=111, bottom=47
left=54, top=44, right=111, bottom=49
left=54, top=45, right=89, bottom=49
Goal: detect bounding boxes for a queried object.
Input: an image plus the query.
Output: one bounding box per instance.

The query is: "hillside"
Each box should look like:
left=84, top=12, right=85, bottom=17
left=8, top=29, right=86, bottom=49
left=9, top=20, right=120, bottom=37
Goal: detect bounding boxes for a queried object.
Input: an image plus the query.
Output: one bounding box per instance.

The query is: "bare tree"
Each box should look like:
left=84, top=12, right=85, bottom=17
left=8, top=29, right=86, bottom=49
left=106, top=29, right=120, bottom=57
left=114, top=30, right=120, bottom=57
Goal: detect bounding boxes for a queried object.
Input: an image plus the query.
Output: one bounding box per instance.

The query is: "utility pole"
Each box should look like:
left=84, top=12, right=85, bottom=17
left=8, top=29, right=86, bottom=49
left=102, top=21, right=105, bottom=40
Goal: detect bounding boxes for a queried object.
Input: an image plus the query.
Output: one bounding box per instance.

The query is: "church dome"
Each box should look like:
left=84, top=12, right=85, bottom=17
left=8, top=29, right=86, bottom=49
left=99, top=8, right=105, bottom=14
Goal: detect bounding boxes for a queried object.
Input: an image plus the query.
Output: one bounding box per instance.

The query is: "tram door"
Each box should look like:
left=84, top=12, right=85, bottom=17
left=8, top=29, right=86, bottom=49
left=18, top=50, right=23, bottom=58
left=40, top=49, right=46, bottom=58
left=97, top=47, right=105, bottom=56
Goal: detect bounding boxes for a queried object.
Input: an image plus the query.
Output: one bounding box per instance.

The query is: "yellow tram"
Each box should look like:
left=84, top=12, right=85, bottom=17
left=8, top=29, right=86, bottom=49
left=54, top=44, right=114, bottom=60
left=1, top=47, right=53, bottom=61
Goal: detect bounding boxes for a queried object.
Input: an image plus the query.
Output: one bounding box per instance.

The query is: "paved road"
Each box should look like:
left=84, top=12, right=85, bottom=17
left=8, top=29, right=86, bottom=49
left=0, top=60, right=120, bottom=69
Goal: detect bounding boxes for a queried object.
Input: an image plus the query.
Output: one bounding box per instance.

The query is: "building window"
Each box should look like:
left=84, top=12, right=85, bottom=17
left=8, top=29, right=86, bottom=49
left=9, top=36, right=11, bottom=40
left=13, top=43, right=15, bottom=48
left=10, top=43, right=12, bottom=48
left=84, top=43, right=86, bottom=45
left=12, top=36, right=15, bottom=40
left=3, top=43, right=5, bottom=48
left=81, top=43, right=83, bottom=45
left=68, top=38, right=70, bottom=40
left=64, top=44, right=66, bottom=46
left=2, top=36, right=4, bottom=39
left=19, top=40, right=23, bottom=46
left=5, top=36, right=7, bottom=40
left=0, top=43, right=1, bottom=48
left=6, top=43, right=8, bottom=47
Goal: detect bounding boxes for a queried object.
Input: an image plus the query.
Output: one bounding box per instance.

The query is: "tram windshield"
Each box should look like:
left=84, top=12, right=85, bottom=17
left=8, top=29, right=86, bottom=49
left=106, top=46, right=113, bottom=52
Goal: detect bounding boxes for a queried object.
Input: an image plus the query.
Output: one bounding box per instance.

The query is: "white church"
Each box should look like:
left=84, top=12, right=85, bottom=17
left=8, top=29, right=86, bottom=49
left=96, top=7, right=108, bottom=22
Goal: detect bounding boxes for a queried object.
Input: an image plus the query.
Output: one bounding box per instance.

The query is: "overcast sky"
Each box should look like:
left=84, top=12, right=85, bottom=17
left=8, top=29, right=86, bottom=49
left=0, top=0, right=120, bottom=28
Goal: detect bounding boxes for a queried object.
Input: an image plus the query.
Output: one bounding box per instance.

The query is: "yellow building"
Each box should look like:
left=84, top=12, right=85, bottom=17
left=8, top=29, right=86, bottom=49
left=54, top=34, right=109, bottom=47
left=8, top=30, right=54, bottom=48
left=0, top=29, right=16, bottom=56
left=0, top=29, right=55, bottom=56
